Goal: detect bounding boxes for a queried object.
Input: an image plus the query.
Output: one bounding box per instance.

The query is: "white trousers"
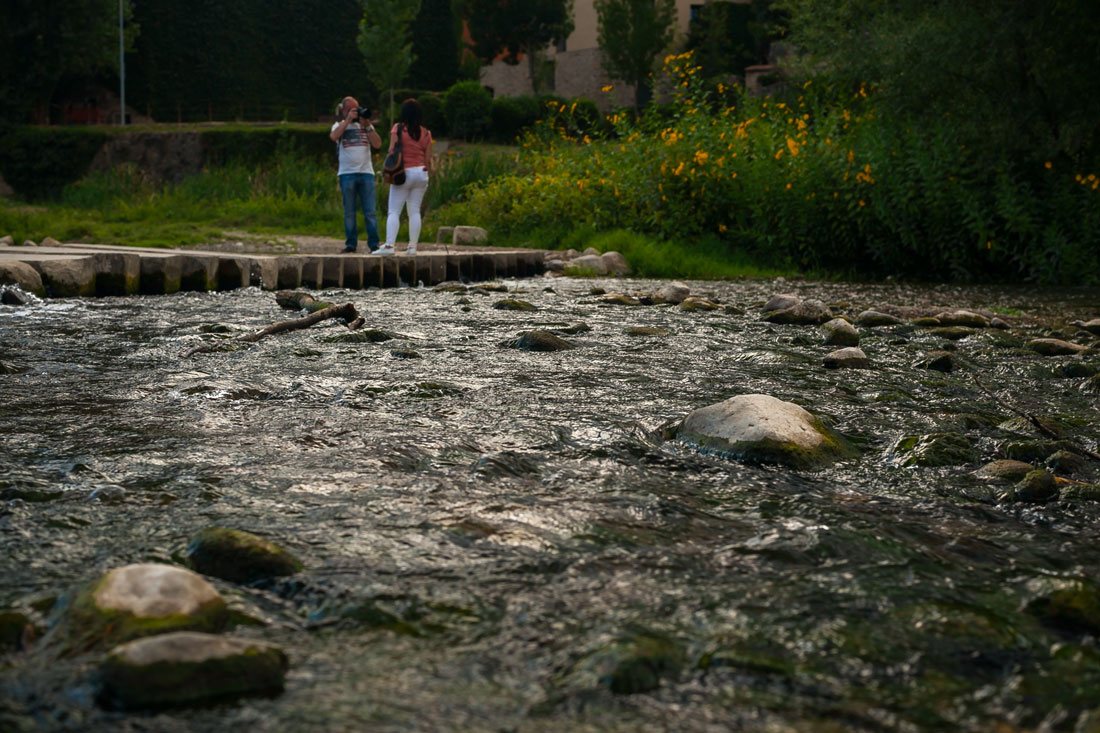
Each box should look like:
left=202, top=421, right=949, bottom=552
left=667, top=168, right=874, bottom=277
left=386, top=167, right=429, bottom=246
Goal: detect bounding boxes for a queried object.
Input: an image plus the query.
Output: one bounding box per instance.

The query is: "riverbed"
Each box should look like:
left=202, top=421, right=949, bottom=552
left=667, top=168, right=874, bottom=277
left=2, top=276, right=1099, bottom=732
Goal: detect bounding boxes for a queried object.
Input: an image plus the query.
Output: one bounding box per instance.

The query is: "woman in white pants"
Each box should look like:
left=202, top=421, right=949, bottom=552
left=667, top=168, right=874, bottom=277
left=378, top=98, right=433, bottom=256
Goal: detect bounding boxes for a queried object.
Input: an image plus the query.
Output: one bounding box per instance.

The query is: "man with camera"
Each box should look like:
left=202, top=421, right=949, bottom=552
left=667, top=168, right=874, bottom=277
left=330, top=96, right=383, bottom=253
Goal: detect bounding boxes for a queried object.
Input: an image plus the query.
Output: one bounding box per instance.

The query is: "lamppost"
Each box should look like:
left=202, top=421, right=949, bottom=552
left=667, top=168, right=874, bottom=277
left=119, top=0, right=126, bottom=125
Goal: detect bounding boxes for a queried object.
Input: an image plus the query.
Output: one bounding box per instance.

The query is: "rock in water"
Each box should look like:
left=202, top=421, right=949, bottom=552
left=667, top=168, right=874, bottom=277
left=676, top=394, right=854, bottom=469
left=823, top=347, right=870, bottom=369
left=654, top=282, right=690, bottom=304
left=185, top=527, right=302, bottom=584
left=821, top=318, right=860, bottom=346
left=1024, top=578, right=1100, bottom=635
left=492, top=298, right=538, bottom=311
left=761, top=299, right=832, bottom=326
left=974, top=459, right=1035, bottom=483
left=1027, top=338, right=1088, bottom=356
left=933, top=310, right=989, bottom=328
left=856, top=310, right=903, bottom=327
left=500, top=330, right=576, bottom=352
left=100, top=632, right=287, bottom=708
left=67, top=564, right=228, bottom=647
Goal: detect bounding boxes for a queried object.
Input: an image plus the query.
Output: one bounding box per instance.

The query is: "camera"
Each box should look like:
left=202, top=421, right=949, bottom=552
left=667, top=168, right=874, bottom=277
left=355, top=106, right=371, bottom=120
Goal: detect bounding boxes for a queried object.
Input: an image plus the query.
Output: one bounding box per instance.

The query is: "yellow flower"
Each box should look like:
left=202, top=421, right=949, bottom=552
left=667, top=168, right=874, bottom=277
left=673, top=161, right=685, bottom=176
left=694, top=150, right=709, bottom=165
left=601, top=84, right=614, bottom=93
left=786, top=138, right=800, bottom=157
left=785, top=182, right=792, bottom=190
left=1044, top=161, right=1053, bottom=169
left=858, top=199, right=866, bottom=207
left=718, top=223, right=728, bottom=233
left=774, top=149, right=784, bottom=160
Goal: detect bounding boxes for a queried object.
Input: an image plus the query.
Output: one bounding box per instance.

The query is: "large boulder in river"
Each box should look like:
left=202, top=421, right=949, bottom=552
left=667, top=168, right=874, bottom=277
left=823, top=347, right=870, bottom=369
left=654, top=282, right=690, bottom=305
left=66, top=564, right=228, bottom=647
left=565, top=254, right=609, bottom=276
left=676, top=394, right=855, bottom=469
left=100, top=632, right=287, bottom=708
left=184, top=527, right=302, bottom=584
left=600, top=251, right=631, bottom=276
left=934, top=310, right=989, bottom=328
left=856, top=310, right=903, bottom=327
left=0, top=261, right=45, bottom=297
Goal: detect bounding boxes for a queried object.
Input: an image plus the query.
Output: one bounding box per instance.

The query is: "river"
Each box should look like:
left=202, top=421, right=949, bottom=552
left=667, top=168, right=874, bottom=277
left=1, top=277, right=1099, bottom=731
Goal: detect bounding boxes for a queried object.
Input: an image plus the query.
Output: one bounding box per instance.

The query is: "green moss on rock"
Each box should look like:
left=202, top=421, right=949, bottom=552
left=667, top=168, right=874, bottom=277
left=185, top=527, right=302, bottom=584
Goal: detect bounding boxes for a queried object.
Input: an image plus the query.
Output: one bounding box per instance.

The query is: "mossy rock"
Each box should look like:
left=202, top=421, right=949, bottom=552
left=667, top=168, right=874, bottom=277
left=100, top=631, right=287, bottom=708
left=492, top=298, right=537, bottom=311
left=184, top=527, right=302, bottom=584
left=1001, top=469, right=1059, bottom=503
left=679, top=296, right=721, bottom=313
left=973, top=459, right=1035, bottom=483
left=677, top=394, right=856, bottom=469
left=0, top=610, right=34, bottom=653
left=499, top=330, right=576, bottom=352
left=927, top=326, right=977, bottom=341
left=890, top=432, right=977, bottom=467
left=1060, top=483, right=1100, bottom=502
left=66, top=564, right=228, bottom=649
left=389, top=348, right=422, bottom=359
left=569, top=633, right=686, bottom=696
left=999, top=439, right=1081, bottom=463
left=1024, top=578, right=1100, bottom=635
left=598, top=293, right=643, bottom=306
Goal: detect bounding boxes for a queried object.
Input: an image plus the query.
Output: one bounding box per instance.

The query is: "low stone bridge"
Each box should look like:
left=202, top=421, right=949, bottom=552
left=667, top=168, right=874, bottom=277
left=0, top=243, right=546, bottom=298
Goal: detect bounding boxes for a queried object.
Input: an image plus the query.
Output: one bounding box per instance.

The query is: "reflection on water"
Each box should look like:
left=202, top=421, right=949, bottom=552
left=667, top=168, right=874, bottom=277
left=1, top=278, right=1099, bottom=731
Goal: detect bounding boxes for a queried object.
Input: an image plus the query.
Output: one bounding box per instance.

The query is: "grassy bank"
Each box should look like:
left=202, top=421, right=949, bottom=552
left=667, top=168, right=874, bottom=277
left=0, top=142, right=517, bottom=249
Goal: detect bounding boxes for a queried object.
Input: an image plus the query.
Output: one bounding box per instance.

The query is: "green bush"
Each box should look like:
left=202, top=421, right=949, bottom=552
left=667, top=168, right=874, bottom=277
left=443, top=81, right=492, bottom=140
left=456, top=52, right=1100, bottom=284
left=490, top=96, right=541, bottom=143
left=418, top=93, right=447, bottom=138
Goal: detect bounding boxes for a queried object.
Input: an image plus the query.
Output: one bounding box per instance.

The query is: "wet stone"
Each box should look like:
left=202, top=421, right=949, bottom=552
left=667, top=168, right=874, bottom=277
left=677, top=394, right=855, bottom=469
left=928, top=326, right=977, bottom=341
left=67, top=564, right=228, bottom=648
left=934, top=310, right=989, bottom=328
left=761, top=298, right=832, bottom=326
left=625, top=326, right=671, bottom=337
left=185, top=527, right=302, bottom=584
left=654, top=282, right=690, bottom=304
left=100, top=631, right=287, bottom=709
left=1024, top=578, right=1100, bottom=635
left=0, top=610, right=34, bottom=653
left=493, top=298, right=537, bottom=311
left=599, top=293, right=642, bottom=306
left=322, top=328, right=398, bottom=343
left=1046, top=450, right=1087, bottom=476
left=856, top=309, right=903, bottom=327
left=500, top=330, right=576, bottom=352
left=821, top=318, right=860, bottom=346
left=999, top=440, right=1081, bottom=463
left=919, top=350, right=958, bottom=373
left=1005, top=469, right=1059, bottom=503
left=823, top=347, right=870, bottom=369
left=974, top=459, right=1035, bottom=483
left=1054, top=362, right=1098, bottom=379
left=679, top=296, right=721, bottom=312
left=1027, top=338, right=1089, bottom=356
left=390, top=348, right=422, bottom=359
left=890, top=432, right=977, bottom=467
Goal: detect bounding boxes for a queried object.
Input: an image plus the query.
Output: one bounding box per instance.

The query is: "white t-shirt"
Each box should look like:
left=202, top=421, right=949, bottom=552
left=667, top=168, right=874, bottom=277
left=332, top=121, right=375, bottom=176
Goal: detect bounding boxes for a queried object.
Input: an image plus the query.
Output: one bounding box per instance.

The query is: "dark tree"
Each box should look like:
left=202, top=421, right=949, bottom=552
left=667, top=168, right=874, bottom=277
left=595, top=0, right=675, bottom=109
left=408, top=0, right=461, bottom=91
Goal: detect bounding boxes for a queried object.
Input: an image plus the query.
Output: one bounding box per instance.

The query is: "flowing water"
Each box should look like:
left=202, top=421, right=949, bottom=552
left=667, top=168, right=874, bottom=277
left=1, top=277, right=1099, bottom=732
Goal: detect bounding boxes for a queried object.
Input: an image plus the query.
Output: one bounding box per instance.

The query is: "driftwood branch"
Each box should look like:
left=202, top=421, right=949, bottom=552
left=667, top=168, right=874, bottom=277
left=183, top=293, right=363, bottom=357
left=971, top=372, right=1100, bottom=462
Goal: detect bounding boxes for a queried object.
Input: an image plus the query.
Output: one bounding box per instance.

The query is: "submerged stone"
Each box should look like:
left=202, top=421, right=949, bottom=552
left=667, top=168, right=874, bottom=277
left=568, top=634, right=685, bottom=696
left=67, top=564, right=228, bottom=648
left=856, top=310, right=903, bottom=327
left=890, top=432, right=977, bottom=467
left=185, top=527, right=302, bottom=584
left=624, top=326, right=671, bottom=337
left=598, top=293, right=642, bottom=306
left=100, top=631, right=287, bottom=708
left=1024, top=578, right=1100, bottom=635
left=679, top=296, right=721, bottom=312
left=1027, top=338, right=1088, bottom=356
left=677, top=394, right=855, bottom=469
left=927, top=326, right=977, bottom=341
left=919, top=350, right=958, bottom=373
left=500, top=330, right=576, bottom=352
left=934, top=310, right=989, bottom=328
left=322, top=328, right=398, bottom=343
left=1004, top=469, right=1059, bottom=503
left=492, top=298, right=537, bottom=311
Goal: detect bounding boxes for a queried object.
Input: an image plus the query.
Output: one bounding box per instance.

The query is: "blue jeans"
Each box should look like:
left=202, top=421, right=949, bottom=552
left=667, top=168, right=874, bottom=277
left=339, top=173, right=380, bottom=251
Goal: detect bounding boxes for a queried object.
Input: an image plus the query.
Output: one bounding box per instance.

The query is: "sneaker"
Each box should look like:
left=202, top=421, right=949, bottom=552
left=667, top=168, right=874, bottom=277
left=406, top=245, right=417, bottom=256
left=341, top=246, right=357, bottom=253
left=375, top=244, right=396, bottom=256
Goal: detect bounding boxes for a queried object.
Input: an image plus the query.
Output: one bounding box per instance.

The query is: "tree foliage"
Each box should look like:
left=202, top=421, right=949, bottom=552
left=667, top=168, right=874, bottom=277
left=0, top=0, right=135, bottom=123
left=455, top=0, right=574, bottom=65
left=595, top=0, right=676, bottom=109
left=407, top=0, right=461, bottom=91
left=778, top=0, right=1100, bottom=166
left=685, top=0, right=784, bottom=79
left=358, top=0, right=423, bottom=121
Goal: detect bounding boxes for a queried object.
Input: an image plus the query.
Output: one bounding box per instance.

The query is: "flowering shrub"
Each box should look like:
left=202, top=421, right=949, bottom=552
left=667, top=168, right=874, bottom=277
left=460, top=52, right=1100, bottom=283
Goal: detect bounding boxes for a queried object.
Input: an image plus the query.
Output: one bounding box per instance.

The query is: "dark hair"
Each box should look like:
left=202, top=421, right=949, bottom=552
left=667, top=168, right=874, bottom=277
left=399, top=98, right=423, bottom=140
